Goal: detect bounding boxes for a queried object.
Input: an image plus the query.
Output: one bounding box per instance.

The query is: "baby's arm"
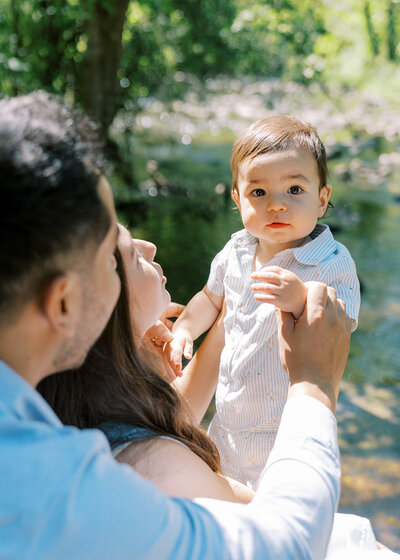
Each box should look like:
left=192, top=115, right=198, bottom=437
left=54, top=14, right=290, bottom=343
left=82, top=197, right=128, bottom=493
left=169, top=286, right=223, bottom=375
left=251, top=266, right=307, bottom=320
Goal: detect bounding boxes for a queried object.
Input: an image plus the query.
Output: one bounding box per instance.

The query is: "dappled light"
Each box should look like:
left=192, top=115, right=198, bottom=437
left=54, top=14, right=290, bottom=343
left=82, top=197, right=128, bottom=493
left=1, top=0, right=399, bottom=551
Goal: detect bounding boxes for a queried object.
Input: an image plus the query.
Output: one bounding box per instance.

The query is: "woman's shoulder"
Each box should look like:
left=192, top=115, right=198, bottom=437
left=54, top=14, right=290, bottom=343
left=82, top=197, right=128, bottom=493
left=116, top=436, right=209, bottom=492
left=116, top=437, right=254, bottom=503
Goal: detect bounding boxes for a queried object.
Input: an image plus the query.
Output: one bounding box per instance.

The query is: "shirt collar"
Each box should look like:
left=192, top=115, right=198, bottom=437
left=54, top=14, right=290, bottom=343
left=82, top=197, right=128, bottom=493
left=231, top=228, right=258, bottom=247
left=0, top=359, right=62, bottom=426
left=232, top=224, right=336, bottom=265
left=291, top=224, right=336, bottom=265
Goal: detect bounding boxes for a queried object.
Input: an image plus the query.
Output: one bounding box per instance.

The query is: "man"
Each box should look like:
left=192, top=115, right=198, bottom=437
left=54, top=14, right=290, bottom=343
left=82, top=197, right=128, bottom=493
left=0, top=91, right=351, bottom=559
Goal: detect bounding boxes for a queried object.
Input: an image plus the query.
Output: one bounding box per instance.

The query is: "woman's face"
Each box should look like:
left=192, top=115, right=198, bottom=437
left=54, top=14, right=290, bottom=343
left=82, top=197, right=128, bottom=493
left=117, top=225, right=171, bottom=338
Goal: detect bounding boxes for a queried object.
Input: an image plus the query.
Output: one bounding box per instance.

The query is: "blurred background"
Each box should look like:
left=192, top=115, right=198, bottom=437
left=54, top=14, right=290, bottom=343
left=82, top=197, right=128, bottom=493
left=1, top=0, right=399, bottom=549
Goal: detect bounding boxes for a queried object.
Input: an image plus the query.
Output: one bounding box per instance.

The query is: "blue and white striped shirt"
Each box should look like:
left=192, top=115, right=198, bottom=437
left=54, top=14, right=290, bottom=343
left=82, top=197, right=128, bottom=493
left=207, top=224, right=360, bottom=489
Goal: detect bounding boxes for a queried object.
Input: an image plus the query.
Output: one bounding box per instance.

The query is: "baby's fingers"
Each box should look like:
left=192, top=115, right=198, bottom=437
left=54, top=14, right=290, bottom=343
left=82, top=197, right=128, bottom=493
left=170, top=340, right=185, bottom=376
left=251, top=272, right=281, bottom=286
left=183, top=339, right=193, bottom=360
left=251, top=282, right=279, bottom=295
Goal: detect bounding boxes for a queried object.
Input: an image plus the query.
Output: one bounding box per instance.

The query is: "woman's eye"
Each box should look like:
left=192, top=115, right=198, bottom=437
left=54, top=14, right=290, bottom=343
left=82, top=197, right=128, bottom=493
left=288, top=186, right=303, bottom=195
left=252, top=188, right=265, bottom=197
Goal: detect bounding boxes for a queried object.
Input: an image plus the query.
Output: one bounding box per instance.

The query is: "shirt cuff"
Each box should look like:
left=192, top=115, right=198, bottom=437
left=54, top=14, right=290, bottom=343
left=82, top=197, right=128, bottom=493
left=273, top=395, right=339, bottom=457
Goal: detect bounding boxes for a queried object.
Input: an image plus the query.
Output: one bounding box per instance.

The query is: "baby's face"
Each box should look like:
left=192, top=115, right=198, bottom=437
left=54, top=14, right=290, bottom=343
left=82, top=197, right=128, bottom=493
left=233, top=148, right=331, bottom=251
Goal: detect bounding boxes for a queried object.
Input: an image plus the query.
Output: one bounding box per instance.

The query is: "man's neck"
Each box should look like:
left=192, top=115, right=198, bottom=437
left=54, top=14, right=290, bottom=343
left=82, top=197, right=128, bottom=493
left=0, top=307, right=52, bottom=388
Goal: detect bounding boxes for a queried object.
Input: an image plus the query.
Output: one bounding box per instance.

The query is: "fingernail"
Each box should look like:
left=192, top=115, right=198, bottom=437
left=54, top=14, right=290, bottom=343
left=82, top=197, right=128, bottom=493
left=161, top=332, right=173, bottom=342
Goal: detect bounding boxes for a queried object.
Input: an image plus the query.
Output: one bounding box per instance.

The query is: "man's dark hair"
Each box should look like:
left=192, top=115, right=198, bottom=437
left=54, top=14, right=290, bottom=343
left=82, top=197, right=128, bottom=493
left=0, top=91, right=111, bottom=320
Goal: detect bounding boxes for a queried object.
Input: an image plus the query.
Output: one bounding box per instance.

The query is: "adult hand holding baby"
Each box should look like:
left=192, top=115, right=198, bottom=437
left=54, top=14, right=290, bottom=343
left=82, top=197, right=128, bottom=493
left=276, top=281, right=352, bottom=413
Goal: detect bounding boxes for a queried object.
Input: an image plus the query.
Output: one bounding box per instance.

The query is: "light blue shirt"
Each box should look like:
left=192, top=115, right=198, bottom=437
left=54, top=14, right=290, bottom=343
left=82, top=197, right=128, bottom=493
left=0, top=359, right=340, bottom=559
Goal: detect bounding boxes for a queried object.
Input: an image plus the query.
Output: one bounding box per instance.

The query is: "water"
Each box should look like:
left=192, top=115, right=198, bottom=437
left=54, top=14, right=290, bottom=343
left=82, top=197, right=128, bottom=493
left=122, top=142, right=400, bottom=387
left=114, top=80, right=400, bottom=548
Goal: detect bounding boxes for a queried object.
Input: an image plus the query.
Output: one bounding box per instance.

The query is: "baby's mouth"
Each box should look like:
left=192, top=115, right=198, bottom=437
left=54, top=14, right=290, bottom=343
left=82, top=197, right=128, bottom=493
left=267, top=222, right=289, bottom=229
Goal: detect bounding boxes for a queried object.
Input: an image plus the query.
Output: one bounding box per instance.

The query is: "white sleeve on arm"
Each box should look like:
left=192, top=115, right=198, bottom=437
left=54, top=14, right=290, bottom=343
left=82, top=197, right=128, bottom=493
left=321, top=255, right=361, bottom=330
left=196, top=396, right=341, bottom=559
left=207, top=239, right=233, bottom=297
left=18, top=396, right=339, bottom=560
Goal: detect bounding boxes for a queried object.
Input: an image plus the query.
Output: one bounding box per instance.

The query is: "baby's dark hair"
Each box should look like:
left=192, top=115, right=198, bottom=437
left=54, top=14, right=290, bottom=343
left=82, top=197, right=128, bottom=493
left=231, top=116, right=332, bottom=209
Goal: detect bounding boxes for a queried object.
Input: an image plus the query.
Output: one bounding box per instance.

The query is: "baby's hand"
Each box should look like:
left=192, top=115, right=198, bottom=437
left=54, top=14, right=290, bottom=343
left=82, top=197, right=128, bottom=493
left=251, top=266, right=307, bottom=320
left=166, top=328, right=194, bottom=376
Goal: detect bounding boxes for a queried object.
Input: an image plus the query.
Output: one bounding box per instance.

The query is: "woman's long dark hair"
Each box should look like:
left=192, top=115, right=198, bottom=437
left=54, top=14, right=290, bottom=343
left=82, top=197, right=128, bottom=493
left=37, top=247, right=221, bottom=472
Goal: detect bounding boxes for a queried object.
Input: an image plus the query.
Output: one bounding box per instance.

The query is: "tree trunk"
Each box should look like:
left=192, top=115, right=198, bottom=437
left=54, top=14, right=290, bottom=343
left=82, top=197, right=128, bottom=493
left=10, top=0, right=22, bottom=95
left=77, top=0, right=130, bottom=137
left=387, top=0, right=398, bottom=61
left=364, top=1, right=380, bottom=57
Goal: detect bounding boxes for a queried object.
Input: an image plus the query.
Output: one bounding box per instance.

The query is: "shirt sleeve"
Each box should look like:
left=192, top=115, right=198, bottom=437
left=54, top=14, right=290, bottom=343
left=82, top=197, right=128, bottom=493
left=206, top=239, right=233, bottom=297
left=320, top=254, right=361, bottom=330
left=8, top=395, right=338, bottom=560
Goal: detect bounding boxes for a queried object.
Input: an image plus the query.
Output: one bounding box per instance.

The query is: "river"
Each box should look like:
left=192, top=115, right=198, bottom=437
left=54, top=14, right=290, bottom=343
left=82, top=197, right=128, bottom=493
left=113, top=78, right=400, bottom=550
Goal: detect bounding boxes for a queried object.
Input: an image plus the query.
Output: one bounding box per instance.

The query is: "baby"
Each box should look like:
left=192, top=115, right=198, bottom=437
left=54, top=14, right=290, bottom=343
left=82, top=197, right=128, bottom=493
left=169, top=116, right=360, bottom=489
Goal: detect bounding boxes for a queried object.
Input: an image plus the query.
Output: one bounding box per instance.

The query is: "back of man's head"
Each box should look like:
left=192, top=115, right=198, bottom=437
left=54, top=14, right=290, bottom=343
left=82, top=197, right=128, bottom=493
left=0, top=91, right=111, bottom=323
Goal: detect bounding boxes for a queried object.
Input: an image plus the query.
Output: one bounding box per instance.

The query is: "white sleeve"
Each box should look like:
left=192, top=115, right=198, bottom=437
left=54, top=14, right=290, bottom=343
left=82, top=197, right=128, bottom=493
left=321, top=255, right=361, bottom=330
left=207, top=239, right=234, bottom=297
left=196, top=395, right=341, bottom=559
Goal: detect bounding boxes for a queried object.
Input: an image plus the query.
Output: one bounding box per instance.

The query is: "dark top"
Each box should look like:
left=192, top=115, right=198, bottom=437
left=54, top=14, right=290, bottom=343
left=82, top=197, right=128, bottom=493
left=99, top=421, right=161, bottom=452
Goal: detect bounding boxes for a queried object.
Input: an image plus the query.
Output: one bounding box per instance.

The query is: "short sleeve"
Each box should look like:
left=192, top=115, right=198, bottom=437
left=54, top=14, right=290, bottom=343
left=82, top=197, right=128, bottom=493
left=321, top=255, right=361, bottom=331
left=207, top=239, right=234, bottom=297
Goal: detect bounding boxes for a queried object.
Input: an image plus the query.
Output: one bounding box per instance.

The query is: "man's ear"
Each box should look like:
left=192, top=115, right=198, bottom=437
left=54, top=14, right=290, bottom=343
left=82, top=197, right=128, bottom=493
left=318, top=184, right=332, bottom=218
left=232, top=189, right=241, bottom=210
left=39, top=273, right=82, bottom=338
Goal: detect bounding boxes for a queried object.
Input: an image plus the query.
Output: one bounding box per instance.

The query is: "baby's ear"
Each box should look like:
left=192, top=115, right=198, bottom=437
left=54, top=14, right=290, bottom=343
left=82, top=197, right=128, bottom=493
left=232, top=190, right=240, bottom=209
left=318, top=184, right=332, bottom=217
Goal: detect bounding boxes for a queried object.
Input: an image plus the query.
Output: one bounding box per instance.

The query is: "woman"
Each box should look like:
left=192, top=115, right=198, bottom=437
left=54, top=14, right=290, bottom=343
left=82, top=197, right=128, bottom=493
left=38, top=224, right=253, bottom=502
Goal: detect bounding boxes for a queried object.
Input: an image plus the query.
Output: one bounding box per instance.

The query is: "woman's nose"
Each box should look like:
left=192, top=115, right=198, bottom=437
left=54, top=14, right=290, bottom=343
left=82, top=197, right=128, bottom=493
left=142, top=241, right=157, bottom=262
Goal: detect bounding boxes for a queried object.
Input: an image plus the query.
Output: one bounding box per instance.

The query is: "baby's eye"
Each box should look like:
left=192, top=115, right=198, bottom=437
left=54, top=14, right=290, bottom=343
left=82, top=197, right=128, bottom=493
left=288, top=185, right=303, bottom=195
left=252, top=188, right=266, bottom=197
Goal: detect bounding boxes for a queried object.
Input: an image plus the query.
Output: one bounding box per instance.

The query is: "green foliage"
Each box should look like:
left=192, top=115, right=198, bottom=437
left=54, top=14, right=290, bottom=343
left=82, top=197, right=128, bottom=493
left=0, top=0, right=90, bottom=95
left=1, top=0, right=400, bottom=123
left=226, top=0, right=326, bottom=81
left=0, top=0, right=326, bottom=105
left=116, top=0, right=237, bottom=108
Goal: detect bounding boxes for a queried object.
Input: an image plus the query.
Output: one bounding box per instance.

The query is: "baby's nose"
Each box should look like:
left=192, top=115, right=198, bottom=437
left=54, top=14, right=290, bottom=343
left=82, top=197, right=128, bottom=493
left=267, top=195, right=287, bottom=212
